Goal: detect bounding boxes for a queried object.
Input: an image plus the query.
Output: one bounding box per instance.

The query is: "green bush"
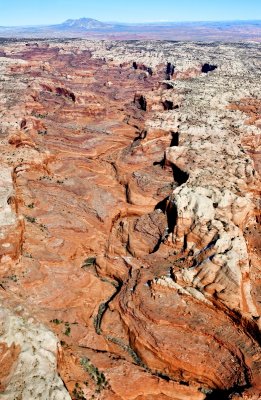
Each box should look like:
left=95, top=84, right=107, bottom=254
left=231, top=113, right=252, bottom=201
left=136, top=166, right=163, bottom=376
left=80, top=357, right=108, bottom=393
left=82, top=257, right=96, bottom=268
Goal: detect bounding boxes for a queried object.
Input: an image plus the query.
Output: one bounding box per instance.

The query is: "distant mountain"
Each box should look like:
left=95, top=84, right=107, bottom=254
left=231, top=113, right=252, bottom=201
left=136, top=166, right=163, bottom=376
left=57, top=18, right=114, bottom=30
left=0, top=18, right=260, bottom=41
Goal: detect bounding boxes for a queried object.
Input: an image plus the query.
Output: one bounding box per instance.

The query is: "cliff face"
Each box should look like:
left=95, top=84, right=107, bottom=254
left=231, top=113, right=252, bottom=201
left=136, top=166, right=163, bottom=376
left=0, top=40, right=260, bottom=400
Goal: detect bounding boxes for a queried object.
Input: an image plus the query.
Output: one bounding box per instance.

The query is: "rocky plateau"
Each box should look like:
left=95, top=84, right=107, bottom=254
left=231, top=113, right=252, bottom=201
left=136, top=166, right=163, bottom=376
left=0, top=39, right=260, bottom=400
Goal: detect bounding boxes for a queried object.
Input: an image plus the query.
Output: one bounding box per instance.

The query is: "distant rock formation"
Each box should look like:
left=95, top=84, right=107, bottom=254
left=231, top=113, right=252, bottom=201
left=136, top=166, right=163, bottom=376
left=58, top=17, right=113, bottom=30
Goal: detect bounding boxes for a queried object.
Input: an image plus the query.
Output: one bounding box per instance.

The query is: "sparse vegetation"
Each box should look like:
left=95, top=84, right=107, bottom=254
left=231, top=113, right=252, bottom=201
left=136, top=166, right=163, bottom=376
left=51, top=320, right=72, bottom=337
left=64, top=322, right=71, bottom=336
left=39, top=175, right=52, bottom=181
left=94, top=302, right=107, bottom=335
left=106, top=335, right=146, bottom=368
left=39, top=223, right=48, bottom=232
left=23, top=252, right=33, bottom=258
left=80, top=357, right=108, bottom=393
left=50, top=318, right=63, bottom=325
left=100, top=277, right=119, bottom=288
left=25, top=215, right=36, bottom=223
left=7, top=274, right=18, bottom=282
left=82, top=257, right=96, bottom=268
left=37, top=129, right=48, bottom=135
left=32, top=112, right=47, bottom=119
left=72, top=383, right=86, bottom=400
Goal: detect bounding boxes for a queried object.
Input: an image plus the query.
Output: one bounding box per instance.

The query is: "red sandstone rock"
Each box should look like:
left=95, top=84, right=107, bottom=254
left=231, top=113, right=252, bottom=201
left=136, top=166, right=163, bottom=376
left=0, top=343, right=20, bottom=391
left=0, top=40, right=260, bottom=400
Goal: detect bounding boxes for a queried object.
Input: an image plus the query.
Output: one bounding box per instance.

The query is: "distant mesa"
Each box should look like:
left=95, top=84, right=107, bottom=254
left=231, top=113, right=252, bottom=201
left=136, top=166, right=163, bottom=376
left=56, top=18, right=114, bottom=30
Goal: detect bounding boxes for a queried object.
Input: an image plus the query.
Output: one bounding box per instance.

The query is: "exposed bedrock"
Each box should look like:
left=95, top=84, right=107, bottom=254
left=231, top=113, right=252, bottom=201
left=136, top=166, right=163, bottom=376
left=0, top=167, right=23, bottom=263
left=114, top=269, right=260, bottom=389
left=0, top=40, right=260, bottom=399
left=0, top=304, right=71, bottom=400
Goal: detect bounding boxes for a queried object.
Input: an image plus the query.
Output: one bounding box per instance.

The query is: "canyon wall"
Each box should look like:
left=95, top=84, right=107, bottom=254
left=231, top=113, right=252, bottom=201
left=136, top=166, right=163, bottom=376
left=0, top=40, right=260, bottom=399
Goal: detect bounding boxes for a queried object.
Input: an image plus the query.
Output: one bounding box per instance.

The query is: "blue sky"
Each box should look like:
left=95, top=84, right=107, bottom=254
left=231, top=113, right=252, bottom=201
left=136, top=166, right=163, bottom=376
left=0, top=0, right=260, bottom=26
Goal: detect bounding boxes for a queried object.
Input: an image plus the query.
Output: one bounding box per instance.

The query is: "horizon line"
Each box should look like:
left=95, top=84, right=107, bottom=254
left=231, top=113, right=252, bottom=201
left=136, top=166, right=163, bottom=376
left=0, top=18, right=261, bottom=28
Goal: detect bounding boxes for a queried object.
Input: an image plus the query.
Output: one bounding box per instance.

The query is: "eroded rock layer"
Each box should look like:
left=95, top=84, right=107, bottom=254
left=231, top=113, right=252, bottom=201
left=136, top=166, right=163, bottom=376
left=0, top=40, right=260, bottom=400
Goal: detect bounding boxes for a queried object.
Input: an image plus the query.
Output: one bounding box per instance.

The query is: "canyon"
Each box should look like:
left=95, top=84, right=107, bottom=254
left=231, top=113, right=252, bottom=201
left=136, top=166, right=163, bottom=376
left=0, top=39, right=260, bottom=400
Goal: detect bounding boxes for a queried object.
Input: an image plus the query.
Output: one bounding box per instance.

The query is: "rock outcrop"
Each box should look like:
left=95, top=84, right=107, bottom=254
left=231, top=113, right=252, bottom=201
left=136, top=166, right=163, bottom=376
left=0, top=40, right=260, bottom=399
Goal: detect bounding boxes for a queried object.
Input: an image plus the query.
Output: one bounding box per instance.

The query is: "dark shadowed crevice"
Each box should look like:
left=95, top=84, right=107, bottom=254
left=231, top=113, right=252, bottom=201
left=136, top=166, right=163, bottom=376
left=151, top=239, right=162, bottom=253
left=162, top=100, right=178, bottom=110
left=205, top=384, right=250, bottom=400
left=147, top=67, right=153, bottom=76
left=201, top=63, right=218, bottom=73
left=162, top=82, right=174, bottom=90
left=170, top=131, right=179, bottom=146
left=20, top=119, right=27, bottom=129
left=171, top=164, right=189, bottom=185
left=155, top=196, right=169, bottom=213
left=153, top=158, right=165, bottom=167
left=226, top=310, right=261, bottom=346
left=166, top=62, right=175, bottom=79
left=156, top=372, right=171, bottom=381
left=69, top=92, right=76, bottom=102
left=152, top=196, right=177, bottom=251
left=135, top=129, right=147, bottom=141
left=183, top=234, right=188, bottom=251
left=55, top=87, right=76, bottom=102
left=167, top=62, right=175, bottom=75
left=134, top=94, right=147, bottom=111
left=166, top=200, right=178, bottom=233
left=132, top=62, right=153, bottom=76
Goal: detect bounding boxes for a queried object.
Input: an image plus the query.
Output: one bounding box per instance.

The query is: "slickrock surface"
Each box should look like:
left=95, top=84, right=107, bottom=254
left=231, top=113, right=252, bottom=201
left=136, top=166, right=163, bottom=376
left=0, top=39, right=260, bottom=399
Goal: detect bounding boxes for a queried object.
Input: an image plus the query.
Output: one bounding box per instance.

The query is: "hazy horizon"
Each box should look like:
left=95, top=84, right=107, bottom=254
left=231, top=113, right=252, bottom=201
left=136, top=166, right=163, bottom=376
left=1, top=18, right=261, bottom=28
left=0, top=0, right=260, bottom=26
